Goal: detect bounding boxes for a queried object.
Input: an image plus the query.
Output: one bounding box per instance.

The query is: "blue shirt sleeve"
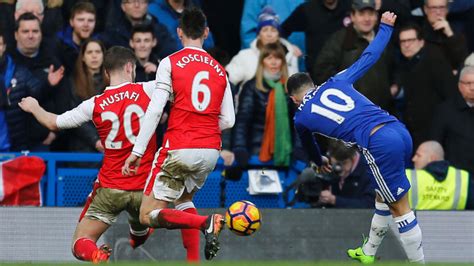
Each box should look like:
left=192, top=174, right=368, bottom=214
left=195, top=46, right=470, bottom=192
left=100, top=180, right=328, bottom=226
left=295, top=120, right=322, bottom=166
left=332, top=23, right=393, bottom=84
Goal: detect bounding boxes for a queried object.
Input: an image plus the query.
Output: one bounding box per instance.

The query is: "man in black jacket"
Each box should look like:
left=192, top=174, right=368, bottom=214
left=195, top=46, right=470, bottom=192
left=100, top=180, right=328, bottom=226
left=431, top=66, right=474, bottom=174
left=394, top=23, right=456, bottom=149
left=313, top=0, right=394, bottom=112
left=11, top=13, right=65, bottom=151
left=101, top=0, right=177, bottom=59
left=0, top=31, right=42, bottom=151
left=422, top=0, right=468, bottom=70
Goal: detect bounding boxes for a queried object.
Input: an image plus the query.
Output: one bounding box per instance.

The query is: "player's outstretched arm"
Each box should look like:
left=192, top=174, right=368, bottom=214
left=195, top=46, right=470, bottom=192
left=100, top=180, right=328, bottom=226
left=295, top=121, right=323, bottom=166
left=18, top=97, right=59, bottom=131
left=333, top=11, right=397, bottom=84
left=219, top=81, right=236, bottom=131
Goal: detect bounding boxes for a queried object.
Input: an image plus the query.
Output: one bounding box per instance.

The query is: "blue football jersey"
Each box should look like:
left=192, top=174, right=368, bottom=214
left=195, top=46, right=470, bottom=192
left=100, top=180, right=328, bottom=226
left=295, top=23, right=398, bottom=165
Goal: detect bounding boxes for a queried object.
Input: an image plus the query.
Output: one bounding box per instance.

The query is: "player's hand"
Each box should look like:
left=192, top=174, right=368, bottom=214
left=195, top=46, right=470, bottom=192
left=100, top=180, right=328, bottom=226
left=47, top=65, right=65, bottom=86
left=220, top=149, right=235, bottom=166
left=18, top=96, right=39, bottom=113
left=432, top=18, right=453, bottom=37
left=143, top=62, right=158, bottom=74
left=42, top=132, right=56, bottom=145
left=380, top=11, right=397, bottom=26
left=122, top=153, right=141, bottom=176
left=319, top=189, right=336, bottom=205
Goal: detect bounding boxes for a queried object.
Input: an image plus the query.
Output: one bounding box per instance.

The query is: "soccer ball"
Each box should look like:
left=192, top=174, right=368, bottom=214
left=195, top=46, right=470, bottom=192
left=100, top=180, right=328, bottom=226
left=225, top=200, right=261, bottom=236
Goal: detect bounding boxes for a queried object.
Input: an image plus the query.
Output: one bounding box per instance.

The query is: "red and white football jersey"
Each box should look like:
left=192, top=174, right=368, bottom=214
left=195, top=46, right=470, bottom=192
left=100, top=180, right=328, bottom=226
left=56, top=82, right=157, bottom=190
left=157, top=47, right=230, bottom=150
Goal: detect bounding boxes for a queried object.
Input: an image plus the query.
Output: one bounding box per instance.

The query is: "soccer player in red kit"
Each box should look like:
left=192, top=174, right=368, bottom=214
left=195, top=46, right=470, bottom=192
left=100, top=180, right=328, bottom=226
left=122, top=7, right=235, bottom=261
left=18, top=46, right=157, bottom=263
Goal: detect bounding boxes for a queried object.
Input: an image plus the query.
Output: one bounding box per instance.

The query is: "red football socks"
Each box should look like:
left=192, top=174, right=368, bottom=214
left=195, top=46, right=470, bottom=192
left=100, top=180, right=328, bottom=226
left=157, top=208, right=207, bottom=229
left=73, top=237, right=97, bottom=261
left=129, top=228, right=154, bottom=249
left=181, top=208, right=200, bottom=262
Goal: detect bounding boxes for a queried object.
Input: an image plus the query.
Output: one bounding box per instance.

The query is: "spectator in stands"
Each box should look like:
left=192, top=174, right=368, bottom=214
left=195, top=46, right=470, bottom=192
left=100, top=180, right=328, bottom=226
left=56, top=1, right=97, bottom=73
left=62, top=0, right=108, bottom=33
left=232, top=43, right=292, bottom=168
left=0, top=30, right=42, bottom=151
left=148, top=0, right=215, bottom=50
left=422, top=0, right=468, bottom=70
left=101, top=0, right=177, bottom=59
left=281, top=0, right=351, bottom=76
left=15, top=0, right=64, bottom=42
left=240, top=0, right=306, bottom=70
left=61, top=39, right=106, bottom=153
left=129, top=24, right=158, bottom=82
left=431, top=66, right=474, bottom=174
left=129, top=23, right=168, bottom=146
left=394, top=23, right=456, bottom=149
left=226, top=6, right=299, bottom=87
left=313, top=0, right=394, bottom=112
left=407, top=140, right=473, bottom=210
left=11, top=13, right=64, bottom=151
left=317, top=141, right=374, bottom=208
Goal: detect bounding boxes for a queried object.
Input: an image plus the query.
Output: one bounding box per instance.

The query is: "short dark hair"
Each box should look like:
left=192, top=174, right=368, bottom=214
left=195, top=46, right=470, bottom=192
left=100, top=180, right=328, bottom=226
left=327, top=140, right=358, bottom=162
left=131, top=23, right=155, bottom=39
left=70, top=1, right=96, bottom=19
left=398, top=23, right=423, bottom=41
left=179, top=7, right=206, bottom=40
left=15, top=12, right=41, bottom=32
left=103, top=46, right=137, bottom=73
left=286, top=72, right=314, bottom=96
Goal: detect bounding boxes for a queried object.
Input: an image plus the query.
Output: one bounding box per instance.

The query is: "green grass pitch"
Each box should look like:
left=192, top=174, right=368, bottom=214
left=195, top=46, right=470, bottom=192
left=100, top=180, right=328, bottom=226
left=1, top=262, right=471, bottom=266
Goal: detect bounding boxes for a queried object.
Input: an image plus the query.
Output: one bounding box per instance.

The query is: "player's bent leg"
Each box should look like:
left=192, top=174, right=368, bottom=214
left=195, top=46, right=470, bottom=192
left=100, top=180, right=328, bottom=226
left=364, top=195, right=391, bottom=255
left=71, top=217, right=111, bottom=263
left=140, top=192, right=208, bottom=230
left=390, top=194, right=425, bottom=263
left=127, top=192, right=154, bottom=249
left=176, top=190, right=200, bottom=262
left=347, top=195, right=388, bottom=264
left=139, top=192, right=168, bottom=227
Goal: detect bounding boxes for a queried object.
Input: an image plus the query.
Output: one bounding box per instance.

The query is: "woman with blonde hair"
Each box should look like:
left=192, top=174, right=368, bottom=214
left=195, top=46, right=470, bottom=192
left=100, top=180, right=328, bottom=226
left=231, top=42, right=293, bottom=169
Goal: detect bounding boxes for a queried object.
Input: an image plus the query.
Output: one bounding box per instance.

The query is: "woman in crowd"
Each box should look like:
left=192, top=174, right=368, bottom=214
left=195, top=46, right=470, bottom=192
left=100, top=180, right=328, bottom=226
left=231, top=42, right=294, bottom=169
left=61, top=38, right=107, bottom=153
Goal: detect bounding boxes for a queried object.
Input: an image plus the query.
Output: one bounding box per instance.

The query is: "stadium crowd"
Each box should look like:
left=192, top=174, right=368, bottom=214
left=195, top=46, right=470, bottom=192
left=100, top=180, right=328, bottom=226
left=0, top=0, right=473, bottom=209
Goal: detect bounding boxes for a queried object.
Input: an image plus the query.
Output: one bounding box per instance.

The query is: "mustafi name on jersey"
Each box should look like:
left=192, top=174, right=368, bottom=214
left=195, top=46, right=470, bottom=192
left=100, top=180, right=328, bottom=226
left=99, top=91, right=140, bottom=110
left=175, top=53, right=225, bottom=77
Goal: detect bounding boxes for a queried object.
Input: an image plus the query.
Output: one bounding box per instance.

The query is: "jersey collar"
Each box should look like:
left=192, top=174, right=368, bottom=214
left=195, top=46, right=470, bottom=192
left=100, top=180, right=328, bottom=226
left=105, top=82, right=131, bottom=91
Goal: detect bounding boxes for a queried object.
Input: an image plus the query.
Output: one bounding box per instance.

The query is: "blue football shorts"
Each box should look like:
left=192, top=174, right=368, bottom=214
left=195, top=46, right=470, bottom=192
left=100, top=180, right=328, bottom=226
left=359, top=121, right=412, bottom=203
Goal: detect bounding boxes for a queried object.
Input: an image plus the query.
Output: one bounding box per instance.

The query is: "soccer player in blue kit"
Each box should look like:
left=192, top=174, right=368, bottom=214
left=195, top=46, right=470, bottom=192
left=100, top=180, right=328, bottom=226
left=287, top=12, right=424, bottom=264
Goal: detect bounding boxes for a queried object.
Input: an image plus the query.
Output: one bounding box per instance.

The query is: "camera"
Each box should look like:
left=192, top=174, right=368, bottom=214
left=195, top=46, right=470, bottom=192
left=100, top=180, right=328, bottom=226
left=289, top=167, right=338, bottom=208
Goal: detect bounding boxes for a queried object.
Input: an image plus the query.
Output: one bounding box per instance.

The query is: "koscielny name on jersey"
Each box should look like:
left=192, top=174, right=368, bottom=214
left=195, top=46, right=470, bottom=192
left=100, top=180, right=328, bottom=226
left=175, top=53, right=225, bottom=77
left=99, top=91, right=140, bottom=110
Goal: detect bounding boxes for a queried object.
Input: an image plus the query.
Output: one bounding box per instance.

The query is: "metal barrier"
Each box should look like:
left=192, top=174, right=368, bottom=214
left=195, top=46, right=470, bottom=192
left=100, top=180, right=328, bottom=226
left=0, top=152, right=306, bottom=207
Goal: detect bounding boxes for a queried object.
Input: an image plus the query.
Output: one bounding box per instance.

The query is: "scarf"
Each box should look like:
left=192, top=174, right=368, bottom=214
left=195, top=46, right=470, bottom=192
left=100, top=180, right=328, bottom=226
left=259, top=78, right=292, bottom=166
